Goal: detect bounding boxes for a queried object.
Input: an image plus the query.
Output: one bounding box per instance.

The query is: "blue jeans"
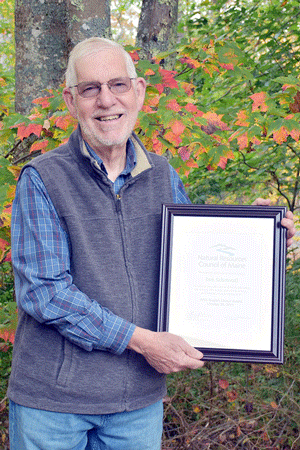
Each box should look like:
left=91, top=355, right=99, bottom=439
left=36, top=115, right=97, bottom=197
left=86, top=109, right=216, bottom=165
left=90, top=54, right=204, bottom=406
left=9, top=399, right=163, bottom=450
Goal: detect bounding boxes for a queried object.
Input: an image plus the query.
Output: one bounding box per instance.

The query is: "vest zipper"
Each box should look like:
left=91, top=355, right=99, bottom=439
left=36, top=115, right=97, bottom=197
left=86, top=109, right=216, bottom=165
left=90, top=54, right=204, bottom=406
left=116, top=194, right=121, bottom=213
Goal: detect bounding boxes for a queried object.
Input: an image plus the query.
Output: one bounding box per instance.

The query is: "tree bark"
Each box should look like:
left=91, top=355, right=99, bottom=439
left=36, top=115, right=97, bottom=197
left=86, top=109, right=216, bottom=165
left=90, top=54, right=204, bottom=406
left=14, top=0, right=111, bottom=115
left=136, top=0, right=178, bottom=67
left=66, top=0, right=111, bottom=50
left=14, top=0, right=68, bottom=115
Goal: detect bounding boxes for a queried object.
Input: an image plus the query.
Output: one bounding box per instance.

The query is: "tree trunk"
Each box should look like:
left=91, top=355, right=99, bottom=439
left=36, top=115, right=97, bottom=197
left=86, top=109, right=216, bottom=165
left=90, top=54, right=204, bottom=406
left=14, top=0, right=68, bottom=115
left=66, top=0, right=111, bottom=50
left=14, top=0, right=111, bottom=115
left=136, top=0, right=178, bottom=67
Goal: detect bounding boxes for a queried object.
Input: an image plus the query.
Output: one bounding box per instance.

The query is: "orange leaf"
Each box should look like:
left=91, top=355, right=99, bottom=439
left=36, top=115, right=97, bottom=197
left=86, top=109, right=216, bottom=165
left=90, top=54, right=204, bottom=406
left=17, top=123, right=43, bottom=140
left=32, top=96, right=53, bottom=108
left=185, top=103, right=204, bottom=117
left=0, top=329, right=15, bottom=344
left=181, top=82, right=194, bottom=96
left=186, top=160, right=198, bottom=168
left=0, top=238, right=9, bottom=252
left=203, top=64, right=220, bottom=77
left=180, top=56, right=201, bottom=69
left=55, top=115, right=72, bottom=131
left=252, top=136, right=261, bottom=146
left=270, top=401, right=278, bottom=409
left=202, top=112, right=230, bottom=131
left=218, top=156, right=228, bottom=169
left=142, top=105, right=154, bottom=114
left=185, top=103, right=197, bottom=113
left=129, top=50, right=139, bottom=62
left=152, top=138, right=164, bottom=155
left=166, top=99, right=181, bottom=112
left=170, top=120, right=186, bottom=136
left=290, top=129, right=300, bottom=141
left=236, top=110, right=250, bottom=127
left=237, top=133, right=248, bottom=150
left=30, top=140, right=49, bottom=152
left=164, top=131, right=182, bottom=147
left=29, top=112, right=43, bottom=121
left=158, top=67, right=178, bottom=89
left=155, top=84, right=164, bottom=95
left=145, top=68, right=155, bottom=76
left=273, top=126, right=289, bottom=144
left=219, top=379, right=229, bottom=390
left=226, top=390, right=238, bottom=402
left=250, top=92, right=268, bottom=112
left=219, top=62, right=234, bottom=70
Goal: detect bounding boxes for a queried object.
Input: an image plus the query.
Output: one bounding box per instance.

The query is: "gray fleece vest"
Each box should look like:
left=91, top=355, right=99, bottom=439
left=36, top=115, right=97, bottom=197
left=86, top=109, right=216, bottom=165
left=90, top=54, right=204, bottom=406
left=8, top=127, right=173, bottom=414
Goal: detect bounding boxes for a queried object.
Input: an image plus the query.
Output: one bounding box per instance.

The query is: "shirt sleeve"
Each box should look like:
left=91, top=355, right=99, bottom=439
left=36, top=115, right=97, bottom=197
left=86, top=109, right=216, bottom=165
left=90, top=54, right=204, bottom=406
left=11, top=167, right=135, bottom=355
left=169, top=165, right=191, bottom=204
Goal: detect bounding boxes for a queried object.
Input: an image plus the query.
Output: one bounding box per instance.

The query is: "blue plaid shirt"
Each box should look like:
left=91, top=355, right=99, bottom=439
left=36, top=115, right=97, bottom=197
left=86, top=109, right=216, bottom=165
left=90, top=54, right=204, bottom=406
left=11, top=140, right=191, bottom=354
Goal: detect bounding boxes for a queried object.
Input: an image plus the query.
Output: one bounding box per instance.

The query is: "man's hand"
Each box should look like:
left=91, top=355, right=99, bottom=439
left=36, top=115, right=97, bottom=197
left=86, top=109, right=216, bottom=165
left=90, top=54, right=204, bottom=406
left=127, top=327, right=204, bottom=374
left=253, top=198, right=296, bottom=247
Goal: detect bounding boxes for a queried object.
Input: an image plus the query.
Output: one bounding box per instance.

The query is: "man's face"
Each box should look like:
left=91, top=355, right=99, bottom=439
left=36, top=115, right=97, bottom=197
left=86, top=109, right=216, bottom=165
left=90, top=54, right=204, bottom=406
left=63, top=48, right=146, bottom=155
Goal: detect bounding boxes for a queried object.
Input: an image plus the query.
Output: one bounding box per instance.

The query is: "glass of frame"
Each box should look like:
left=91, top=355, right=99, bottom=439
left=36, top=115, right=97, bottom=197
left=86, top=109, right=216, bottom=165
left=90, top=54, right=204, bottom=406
left=158, top=204, right=287, bottom=364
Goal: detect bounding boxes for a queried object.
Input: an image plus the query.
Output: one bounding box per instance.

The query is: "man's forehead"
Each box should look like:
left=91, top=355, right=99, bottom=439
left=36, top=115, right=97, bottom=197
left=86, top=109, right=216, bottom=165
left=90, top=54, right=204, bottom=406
left=77, top=47, right=125, bottom=64
left=75, top=48, right=128, bottom=78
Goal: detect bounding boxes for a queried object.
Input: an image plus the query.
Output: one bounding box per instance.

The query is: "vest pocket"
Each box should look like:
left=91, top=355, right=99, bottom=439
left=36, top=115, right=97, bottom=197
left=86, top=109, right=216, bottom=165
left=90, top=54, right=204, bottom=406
left=56, top=338, right=74, bottom=387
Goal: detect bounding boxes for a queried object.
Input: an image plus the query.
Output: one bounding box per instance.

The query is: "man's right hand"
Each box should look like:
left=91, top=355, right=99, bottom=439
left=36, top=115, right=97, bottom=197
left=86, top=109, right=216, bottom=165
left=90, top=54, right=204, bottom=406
left=127, top=327, right=204, bottom=374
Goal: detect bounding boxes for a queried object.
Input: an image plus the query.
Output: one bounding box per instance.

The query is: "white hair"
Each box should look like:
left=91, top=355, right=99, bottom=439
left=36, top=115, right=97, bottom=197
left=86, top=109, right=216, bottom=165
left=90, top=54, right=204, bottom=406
left=65, top=37, right=137, bottom=87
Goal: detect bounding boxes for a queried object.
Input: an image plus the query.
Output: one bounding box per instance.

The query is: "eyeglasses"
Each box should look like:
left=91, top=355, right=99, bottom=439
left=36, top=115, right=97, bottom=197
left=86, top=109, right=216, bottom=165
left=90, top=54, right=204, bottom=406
left=69, top=77, right=136, bottom=98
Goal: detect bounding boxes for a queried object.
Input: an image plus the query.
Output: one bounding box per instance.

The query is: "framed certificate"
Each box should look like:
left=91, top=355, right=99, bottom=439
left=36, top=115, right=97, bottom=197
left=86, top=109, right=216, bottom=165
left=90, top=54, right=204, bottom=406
left=158, top=204, right=287, bottom=364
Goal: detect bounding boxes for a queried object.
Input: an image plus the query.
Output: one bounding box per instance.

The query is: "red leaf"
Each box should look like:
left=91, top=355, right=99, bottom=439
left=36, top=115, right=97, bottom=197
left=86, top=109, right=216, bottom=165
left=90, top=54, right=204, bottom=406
left=55, top=115, right=71, bottom=131
left=236, top=110, right=250, bottom=126
left=180, top=56, right=201, bottom=69
left=218, top=156, right=228, bottom=169
left=145, top=68, right=155, bottom=76
left=32, top=96, right=53, bottom=108
left=158, top=67, right=178, bottom=89
left=273, top=126, right=289, bottom=144
left=226, top=390, right=238, bottom=402
left=155, top=84, right=164, bottom=95
left=219, top=379, right=229, bottom=390
left=0, top=329, right=15, bottom=344
left=30, top=140, right=49, bottom=153
left=219, top=62, right=234, bottom=70
left=178, top=146, right=190, bottom=162
left=17, top=123, right=43, bottom=140
left=290, top=128, right=300, bottom=141
left=129, top=50, right=139, bottom=62
left=164, top=130, right=182, bottom=147
left=166, top=99, right=181, bottom=112
left=250, top=92, right=268, bottom=112
left=170, top=120, right=185, bottom=136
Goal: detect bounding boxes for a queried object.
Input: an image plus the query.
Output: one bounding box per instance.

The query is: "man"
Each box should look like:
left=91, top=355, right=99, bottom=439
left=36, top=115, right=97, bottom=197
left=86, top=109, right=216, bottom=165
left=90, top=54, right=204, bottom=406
left=8, top=37, right=295, bottom=450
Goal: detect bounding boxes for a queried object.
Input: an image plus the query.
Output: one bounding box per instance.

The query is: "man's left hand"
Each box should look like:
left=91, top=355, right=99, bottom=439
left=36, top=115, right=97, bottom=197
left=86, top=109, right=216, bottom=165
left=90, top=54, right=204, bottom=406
left=253, top=198, right=296, bottom=247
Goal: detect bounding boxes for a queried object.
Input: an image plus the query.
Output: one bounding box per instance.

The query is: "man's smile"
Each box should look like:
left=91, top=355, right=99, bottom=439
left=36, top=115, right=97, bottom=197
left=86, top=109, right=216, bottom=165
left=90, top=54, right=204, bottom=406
left=95, top=114, right=123, bottom=122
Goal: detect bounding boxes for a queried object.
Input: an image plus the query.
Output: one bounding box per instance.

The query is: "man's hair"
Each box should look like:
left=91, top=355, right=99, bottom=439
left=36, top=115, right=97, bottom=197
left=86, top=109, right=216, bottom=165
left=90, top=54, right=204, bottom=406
left=65, top=37, right=137, bottom=87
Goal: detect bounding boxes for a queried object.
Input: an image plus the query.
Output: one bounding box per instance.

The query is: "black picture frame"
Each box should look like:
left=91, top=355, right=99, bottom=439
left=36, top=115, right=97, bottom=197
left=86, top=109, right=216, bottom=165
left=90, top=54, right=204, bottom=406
left=158, top=204, right=287, bottom=364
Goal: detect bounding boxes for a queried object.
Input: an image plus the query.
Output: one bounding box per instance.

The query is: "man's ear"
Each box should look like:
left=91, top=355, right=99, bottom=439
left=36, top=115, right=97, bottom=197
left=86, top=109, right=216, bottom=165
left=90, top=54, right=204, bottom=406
left=135, top=77, right=147, bottom=112
left=63, top=88, right=78, bottom=119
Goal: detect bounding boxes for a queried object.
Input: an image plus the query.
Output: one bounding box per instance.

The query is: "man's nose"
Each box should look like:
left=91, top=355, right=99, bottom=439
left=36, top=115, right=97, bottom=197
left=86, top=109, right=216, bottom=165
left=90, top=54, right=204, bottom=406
left=95, top=85, right=117, bottom=108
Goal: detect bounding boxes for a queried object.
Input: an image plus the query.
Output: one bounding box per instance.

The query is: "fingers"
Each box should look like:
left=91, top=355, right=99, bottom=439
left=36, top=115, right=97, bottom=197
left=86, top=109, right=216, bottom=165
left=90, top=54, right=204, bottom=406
left=127, top=327, right=204, bottom=374
left=281, top=211, right=296, bottom=247
left=252, top=198, right=271, bottom=206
